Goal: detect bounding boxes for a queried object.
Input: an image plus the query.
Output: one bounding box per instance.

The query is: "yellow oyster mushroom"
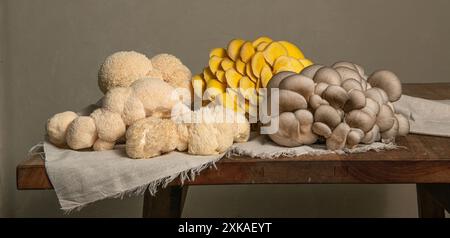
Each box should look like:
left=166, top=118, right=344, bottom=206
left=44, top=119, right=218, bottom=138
left=227, top=39, right=245, bottom=61
left=252, top=36, right=273, bottom=47
left=278, top=40, right=305, bottom=59
left=209, top=48, right=227, bottom=58
left=263, top=42, right=288, bottom=65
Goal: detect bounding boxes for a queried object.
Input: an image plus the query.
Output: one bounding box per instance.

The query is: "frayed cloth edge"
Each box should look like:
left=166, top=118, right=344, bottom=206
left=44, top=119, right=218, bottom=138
left=226, top=143, right=402, bottom=159
left=60, top=154, right=223, bottom=214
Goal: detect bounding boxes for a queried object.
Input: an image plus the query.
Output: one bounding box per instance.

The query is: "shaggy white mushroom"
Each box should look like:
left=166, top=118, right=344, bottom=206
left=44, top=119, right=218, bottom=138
left=126, top=106, right=250, bottom=159
left=46, top=111, right=78, bottom=146
left=66, top=116, right=97, bottom=150
left=98, top=51, right=153, bottom=94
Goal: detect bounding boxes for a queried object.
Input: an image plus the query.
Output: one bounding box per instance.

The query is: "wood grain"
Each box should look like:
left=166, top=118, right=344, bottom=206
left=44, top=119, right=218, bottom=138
left=16, top=155, right=52, bottom=189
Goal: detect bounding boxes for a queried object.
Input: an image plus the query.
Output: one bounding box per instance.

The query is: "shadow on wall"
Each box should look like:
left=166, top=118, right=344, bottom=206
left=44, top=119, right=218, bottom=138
left=0, top=0, right=10, bottom=218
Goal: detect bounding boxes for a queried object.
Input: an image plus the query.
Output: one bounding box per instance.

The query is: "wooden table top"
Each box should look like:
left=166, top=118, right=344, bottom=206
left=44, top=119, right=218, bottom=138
left=17, top=83, right=450, bottom=189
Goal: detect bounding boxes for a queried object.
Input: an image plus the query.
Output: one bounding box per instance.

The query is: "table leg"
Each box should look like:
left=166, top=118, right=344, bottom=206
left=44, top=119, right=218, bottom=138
left=142, top=185, right=189, bottom=218
left=416, top=184, right=450, bottom=218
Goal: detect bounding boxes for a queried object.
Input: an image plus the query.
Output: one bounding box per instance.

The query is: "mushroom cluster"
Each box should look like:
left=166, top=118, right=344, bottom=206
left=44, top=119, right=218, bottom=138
left=47, top=51, right=192, bottom=151
left=266, top=61, right=410, bottom=150
left=47, top=78, right=181, bottom=151
left=192, top=37, right=314, bottom=113
left=126, top=105, right=250, bottom=159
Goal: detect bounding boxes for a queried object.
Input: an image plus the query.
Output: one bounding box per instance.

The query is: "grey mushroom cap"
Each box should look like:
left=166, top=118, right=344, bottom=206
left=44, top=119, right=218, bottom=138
left=279, top=74, right=315, bottom=101
left=353, top=63, right=366, bottom=78
left=268, top=71, right=296, bottom=89
left=268, top=110, right=317, bottom=147
left=381, top=116, right=399, bottom=143
left=361, top=125, right=380, bottom=144
left=332, top=61, right=358, bottom=71
left=314, top=105, right=342, bottom=129
left=312, top=122, right=332, bottom=138
left=314, top=82, right=329, bottom=96
left=360, top=78, right=370, bottom=91
left=395, top=113, right=410, bottom=136
left=346, top=128, right=365, bottom=148
left=365, top=87, right=389, bottom=105
left=322, top=85, right=349, bottom=109
left=278, top=89, right=308, bottom=113
left=376, top=104, right=396, bottom=132
left=326, top=122, right=351, bottom=150
left=313, top=67, right=342, bottom=86
left=341, top=78, right=363, bottom=92
left=343, top=89, right=366, bottom=112
left=268, top=112, right=300, bottom=147
left=300, top=64, right=324, bottom=79
left=309, top=94, right=329, bottom=110
left=335, top=67, right=362, bottom=82
left=367, top=70, right=402, bottom=102
left=345, top=110, right=376, bottom=132
left=266, top=61, right=405, bottom=151
left=361, top=97, right=380, bottom=117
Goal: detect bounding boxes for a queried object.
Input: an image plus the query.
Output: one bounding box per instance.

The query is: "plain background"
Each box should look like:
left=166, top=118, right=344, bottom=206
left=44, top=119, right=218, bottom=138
left=1, top=0, right=450, bottom=217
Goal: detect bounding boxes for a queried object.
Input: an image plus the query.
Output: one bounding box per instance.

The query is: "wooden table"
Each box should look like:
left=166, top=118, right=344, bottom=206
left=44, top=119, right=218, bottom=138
left=17, top=83, right=450, bottom=218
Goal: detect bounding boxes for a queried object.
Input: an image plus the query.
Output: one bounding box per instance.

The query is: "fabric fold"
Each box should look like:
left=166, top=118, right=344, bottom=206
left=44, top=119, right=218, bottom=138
left=394, top=95, right=450, bottom=137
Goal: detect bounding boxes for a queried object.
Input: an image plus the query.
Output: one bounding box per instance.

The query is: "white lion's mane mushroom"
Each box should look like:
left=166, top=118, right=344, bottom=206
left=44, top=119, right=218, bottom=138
left=103, top=87, right=146, bottom=126
left=98, top=51, right=153, bottom=94
left=125, top=106, right=250, bottom=159
left=131, top=78, right=177, bottom=118
left=150, top=54, right=192, bottom=91
left=126, top=117, right=189, bottom=159
left=266, top=61, right=409, bottom=150
left=90, top=108, right=126, bottom=143
left=46, top=111, right=78, bottom=146
left=66, top=116, right=97, bottom=150
left=93, top=139, right=116, bottom=151
left=47, top=76, right=180, bottom=151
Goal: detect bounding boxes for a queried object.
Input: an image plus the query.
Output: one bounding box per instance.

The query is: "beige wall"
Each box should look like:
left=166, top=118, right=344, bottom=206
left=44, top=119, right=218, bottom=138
left=0, top=0, right=8, bottom=218
left=3, top=0, right=450, bottom=217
